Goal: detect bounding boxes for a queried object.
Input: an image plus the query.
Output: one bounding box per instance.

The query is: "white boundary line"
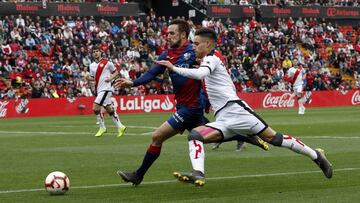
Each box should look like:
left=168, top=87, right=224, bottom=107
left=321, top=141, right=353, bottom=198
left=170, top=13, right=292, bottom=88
left=0, top=167, right=359, bottom=194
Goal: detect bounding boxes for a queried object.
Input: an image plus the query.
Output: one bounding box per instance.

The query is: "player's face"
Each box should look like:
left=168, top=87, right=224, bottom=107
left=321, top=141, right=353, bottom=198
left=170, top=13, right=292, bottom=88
left=293, top=59, right=298, bottom=66
left=167, top=24, right=182, bottom=48
left=92, top=49, right=101, bottom=59
left=193, top=36, right=208, bottom=59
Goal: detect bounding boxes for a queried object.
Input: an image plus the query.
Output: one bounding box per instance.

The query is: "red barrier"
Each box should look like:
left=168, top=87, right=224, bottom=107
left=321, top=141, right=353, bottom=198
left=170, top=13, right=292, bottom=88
left=0, top=90, right=359, bottom=118
left=0, top=95, right=176, bottom=118
left=238, top=90, right=360, bottom=109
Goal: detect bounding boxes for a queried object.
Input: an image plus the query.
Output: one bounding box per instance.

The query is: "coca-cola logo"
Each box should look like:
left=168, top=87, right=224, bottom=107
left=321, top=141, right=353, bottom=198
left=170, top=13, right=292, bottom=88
left=211, top=6, right=231, bottom=14
left=0, top=101, right=9, bottom=118
left=351, top=91, right=360, bottom=105
left=120, top=96, right=174, bottom=113
left=327, top=8, right=359, bottom=17
left=263, top=93, right=295, bottom=108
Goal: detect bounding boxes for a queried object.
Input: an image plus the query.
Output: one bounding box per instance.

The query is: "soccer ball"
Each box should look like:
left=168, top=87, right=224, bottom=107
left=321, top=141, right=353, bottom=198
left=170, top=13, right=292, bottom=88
left=44, top=171, right=70, bottom=195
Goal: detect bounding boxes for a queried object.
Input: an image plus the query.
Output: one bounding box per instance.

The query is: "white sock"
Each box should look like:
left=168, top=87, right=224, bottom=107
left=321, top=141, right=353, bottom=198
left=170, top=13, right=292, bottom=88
left=281, top=135, right=317, bottom=160
left=298, top=97, right=305, bottom=109
left=188, top=140, right=205, bottom=174
left=96, top=113, right=105, bottom=129
left=111, top=111, right=123, bottom=128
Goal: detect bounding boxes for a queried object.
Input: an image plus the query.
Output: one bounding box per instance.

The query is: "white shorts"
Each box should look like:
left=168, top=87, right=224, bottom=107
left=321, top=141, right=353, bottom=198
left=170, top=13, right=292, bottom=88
left=206, top=100, right=268, bottom=140
left=293, top=85, right=303, bottom=95
left=94, top=91, right=113, bottom=107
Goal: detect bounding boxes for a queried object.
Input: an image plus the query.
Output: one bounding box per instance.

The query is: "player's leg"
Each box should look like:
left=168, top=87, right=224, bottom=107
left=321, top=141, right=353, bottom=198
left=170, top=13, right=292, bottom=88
left=258, top=127, right=333, bottom=178
left=236, top=141, right=246, bottom=151
left=227, top=100, right=331, bottom=178
left=117, top=121, right=177, bottom=185
left=295, top=86, right=305, bottom=114
left=174, top=125, right=222, bottom=187
left=220, top=134, right=269, bottom=151
left=93, top=101, right=106, bottom=137
left=96, top=107, right=106, bottom=124
left=118, top=107, right=205, bottom=186
left=104, top=104, right=126, bottom=137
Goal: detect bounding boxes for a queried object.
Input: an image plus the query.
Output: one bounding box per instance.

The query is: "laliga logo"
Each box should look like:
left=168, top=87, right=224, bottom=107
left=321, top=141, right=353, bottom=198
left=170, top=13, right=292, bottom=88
left=120, top=96, right=174, bottom=112
left=0, top=101, right=9, bottom=118
left=263, top=93, right=295, bottom=108
left=351, top=91, right=360, bottom=105
left=161, top=96, right=174, bottom=110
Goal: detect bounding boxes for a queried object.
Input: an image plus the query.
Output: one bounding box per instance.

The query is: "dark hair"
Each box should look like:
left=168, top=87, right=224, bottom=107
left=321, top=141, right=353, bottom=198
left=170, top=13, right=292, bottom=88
left=92, top=45, right=100, bottom=51
left=169, top=19, right=190, bottom=37
left=195, top=28, right=217, bottom=43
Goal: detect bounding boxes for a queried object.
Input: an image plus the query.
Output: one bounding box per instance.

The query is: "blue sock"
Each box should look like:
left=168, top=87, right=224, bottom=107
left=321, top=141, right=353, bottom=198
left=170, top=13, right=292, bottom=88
left=136, top=145, right=161, bottom=177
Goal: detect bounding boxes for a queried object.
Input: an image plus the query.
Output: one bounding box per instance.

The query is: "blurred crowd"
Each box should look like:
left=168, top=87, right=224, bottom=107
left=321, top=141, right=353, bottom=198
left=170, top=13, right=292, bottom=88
left=1, top=0, right=129, bottom=3
left=195, top=0, right=360, bottom=6
left=0, top=7, right=360, bottom=100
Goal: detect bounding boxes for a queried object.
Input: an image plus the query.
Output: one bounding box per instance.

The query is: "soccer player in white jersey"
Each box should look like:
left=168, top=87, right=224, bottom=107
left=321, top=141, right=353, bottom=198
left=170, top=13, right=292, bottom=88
left=156, top=28, right=332, bottom=187
left=286, top=58, right=307, bottom=114
left=88, top=45, right=126, bottom=137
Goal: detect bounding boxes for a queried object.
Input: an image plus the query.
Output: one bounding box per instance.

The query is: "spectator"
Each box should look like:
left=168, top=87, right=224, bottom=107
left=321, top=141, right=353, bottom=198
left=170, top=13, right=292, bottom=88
left=41, top=40, right=51, bottom=56
left=25, top=34, right=36, bottom=50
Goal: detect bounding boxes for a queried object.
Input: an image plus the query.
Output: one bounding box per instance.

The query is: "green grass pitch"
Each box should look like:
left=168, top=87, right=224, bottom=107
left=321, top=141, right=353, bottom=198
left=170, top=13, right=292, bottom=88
left=0, top=106, right=359, bottom=202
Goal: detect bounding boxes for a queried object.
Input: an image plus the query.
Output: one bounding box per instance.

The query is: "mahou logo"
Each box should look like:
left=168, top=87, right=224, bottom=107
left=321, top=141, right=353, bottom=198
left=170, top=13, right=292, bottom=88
left=351, top=91, right=360, bottom=105
left=0, top=101, right=9, bottom=118
left=263, top=93, right=295, bottom=108
left=120, top=96, right=174, bottom=113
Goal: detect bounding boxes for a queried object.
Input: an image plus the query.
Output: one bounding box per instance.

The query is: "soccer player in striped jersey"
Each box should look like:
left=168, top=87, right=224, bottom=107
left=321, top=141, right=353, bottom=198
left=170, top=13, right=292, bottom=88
left=114, top=20, right=268, bottom=186
left=286, top=58, right=309, bottom=114
left=157, top=28, right=333, bottom=187
left=88, top=46, right=126, bottom=137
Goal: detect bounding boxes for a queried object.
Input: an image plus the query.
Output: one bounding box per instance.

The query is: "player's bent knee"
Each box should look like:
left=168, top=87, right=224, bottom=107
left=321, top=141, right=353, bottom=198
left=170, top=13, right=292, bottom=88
left=269, top=132, right=283, bottom=146
left=188, top=130, right=204, bottom=142
left=93, top=109, right=101, bottom=115
left=108, top=110, right=114, bottom=116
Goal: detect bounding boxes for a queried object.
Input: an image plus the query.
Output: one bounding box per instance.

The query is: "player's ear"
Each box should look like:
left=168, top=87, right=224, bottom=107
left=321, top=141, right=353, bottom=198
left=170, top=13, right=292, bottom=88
left=181, top=31, right=187, bottom=40
left=206, top=39, right=212, bottom=49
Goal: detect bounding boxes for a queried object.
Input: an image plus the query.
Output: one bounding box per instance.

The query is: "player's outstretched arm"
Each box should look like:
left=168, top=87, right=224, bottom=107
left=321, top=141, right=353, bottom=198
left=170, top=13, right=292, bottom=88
left=113, top=78, right=133, bottom=89
left=155, top=60, right=175, bottom=71
left=105, top=70, right=120, bottom=83
left=156, top=60, right=210, bottom=80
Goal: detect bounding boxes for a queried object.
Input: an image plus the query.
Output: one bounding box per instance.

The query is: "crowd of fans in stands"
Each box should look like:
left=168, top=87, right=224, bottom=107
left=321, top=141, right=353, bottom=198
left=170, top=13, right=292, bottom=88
left=195, top=0, right=360, bottom=6
left=0, top=7, right=360, bottom=100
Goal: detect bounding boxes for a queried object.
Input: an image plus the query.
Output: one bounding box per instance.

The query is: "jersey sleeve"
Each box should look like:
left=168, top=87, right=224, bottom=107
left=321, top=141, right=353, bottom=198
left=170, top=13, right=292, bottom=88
left=172, top=65, right=211, bottom=80
left=287, top=68, right=295, bottom=78
left=132, top=51, right=167, bottom=87
left=89, top=64, right=95, bottom=77
left=172, top=55, right=217, bottom=80
left=107, top=61, right=116, bottom=72
left=199, top=55, right=218, bottom=73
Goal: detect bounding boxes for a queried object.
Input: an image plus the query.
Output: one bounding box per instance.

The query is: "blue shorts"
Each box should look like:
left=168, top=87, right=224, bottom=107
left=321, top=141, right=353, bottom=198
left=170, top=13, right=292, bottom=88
left=167, top=106, right=208, bottom=133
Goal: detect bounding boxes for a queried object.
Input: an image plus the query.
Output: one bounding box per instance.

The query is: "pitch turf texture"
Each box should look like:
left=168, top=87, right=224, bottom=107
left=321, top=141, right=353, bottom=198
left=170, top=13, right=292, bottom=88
left=0, top=106, right=359, bottom=203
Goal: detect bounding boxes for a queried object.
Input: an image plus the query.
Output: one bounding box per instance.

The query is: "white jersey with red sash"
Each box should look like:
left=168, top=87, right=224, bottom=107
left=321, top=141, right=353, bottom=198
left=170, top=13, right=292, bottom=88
left=287, top=66, right=305, bottom=88
left=89, top=59, right=116, bottom=94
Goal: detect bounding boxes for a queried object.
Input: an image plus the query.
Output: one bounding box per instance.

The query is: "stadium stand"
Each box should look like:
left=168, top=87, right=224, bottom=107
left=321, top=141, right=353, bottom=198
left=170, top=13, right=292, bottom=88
left=0, top=1, right=359, bottom=100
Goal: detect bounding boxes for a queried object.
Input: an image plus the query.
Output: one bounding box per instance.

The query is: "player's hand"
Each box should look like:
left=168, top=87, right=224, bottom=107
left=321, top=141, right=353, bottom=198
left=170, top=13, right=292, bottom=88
left=156, top=60, right=174, bottom=71
left=113, top=78, right=133, bottom=89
